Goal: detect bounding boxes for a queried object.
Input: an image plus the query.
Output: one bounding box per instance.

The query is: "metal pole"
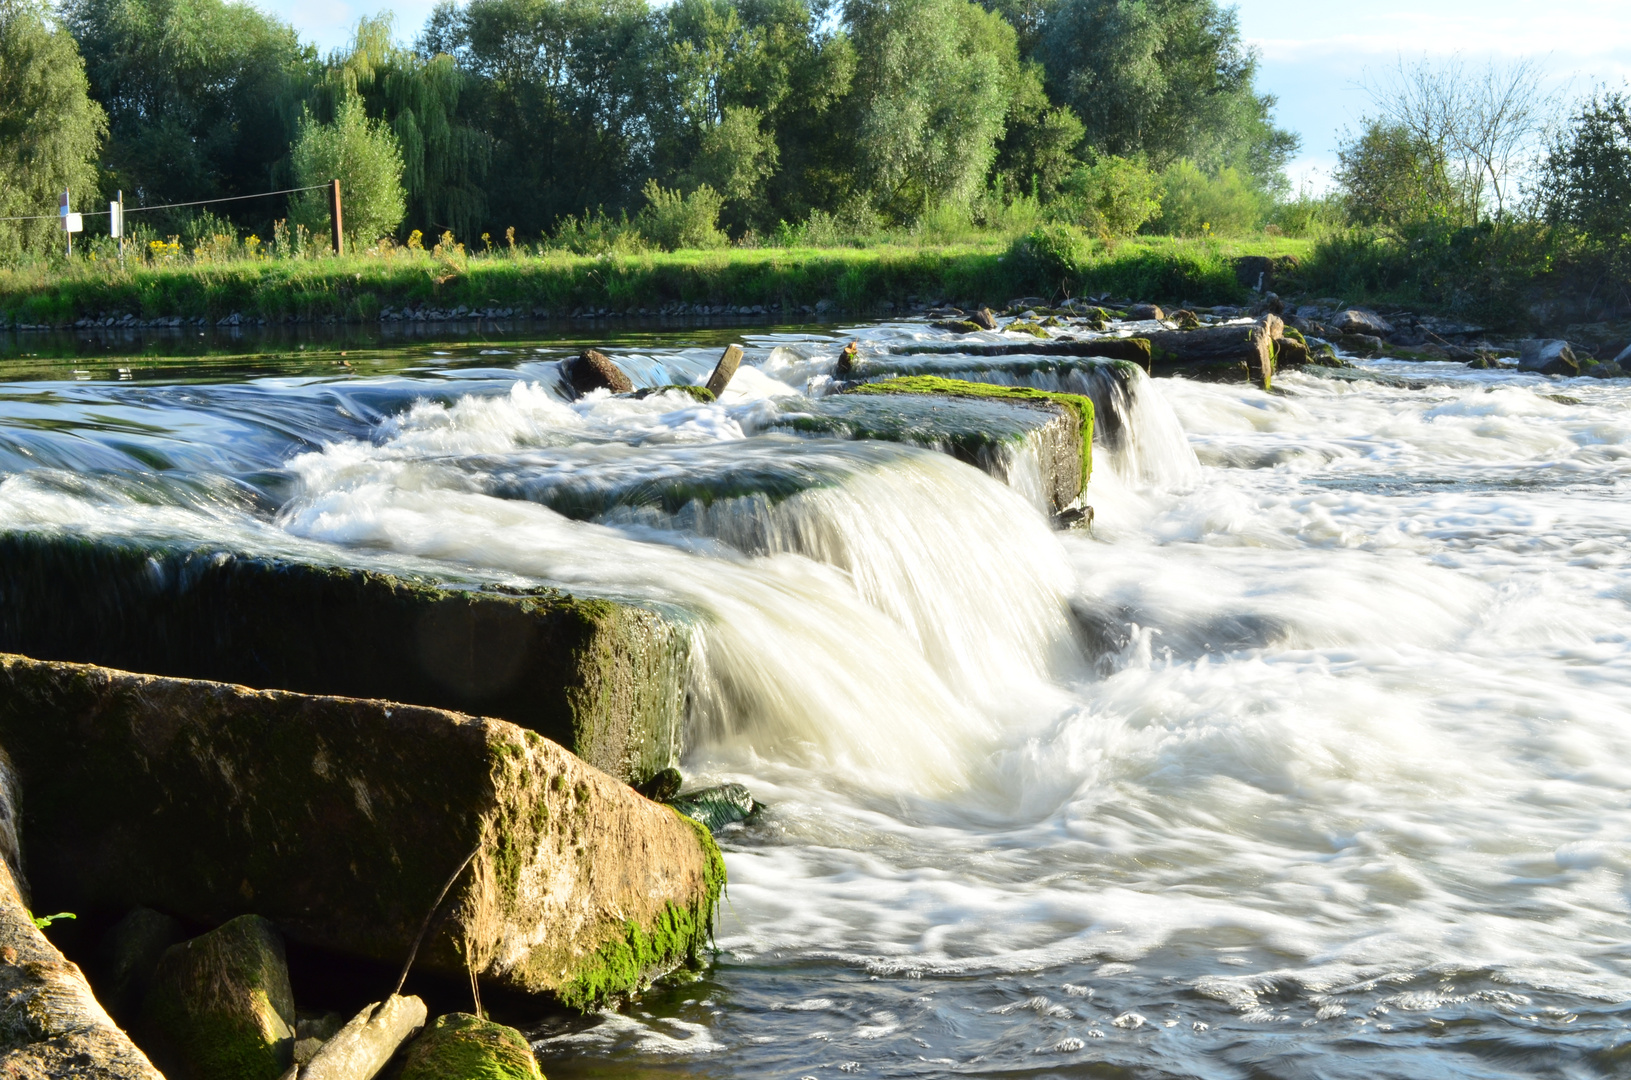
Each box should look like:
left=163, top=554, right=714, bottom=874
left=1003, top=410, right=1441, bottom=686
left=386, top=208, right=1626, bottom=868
left=118, top=190, right=125, bottom=269
left=64, top=189, right=71, bottom=259
left=328, top=179, right=343, bottom=257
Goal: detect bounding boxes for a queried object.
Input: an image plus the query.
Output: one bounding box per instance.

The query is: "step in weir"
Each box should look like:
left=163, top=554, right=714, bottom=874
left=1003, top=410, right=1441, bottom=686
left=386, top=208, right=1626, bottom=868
left=0, top=531, right=687, bottom=786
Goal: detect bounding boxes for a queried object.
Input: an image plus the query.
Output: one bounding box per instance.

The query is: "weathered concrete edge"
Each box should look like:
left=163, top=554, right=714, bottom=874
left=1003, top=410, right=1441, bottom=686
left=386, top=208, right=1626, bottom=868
left=844, top=375, right=1094, bottom=498
left=0, top=653, right=722, bottom=1006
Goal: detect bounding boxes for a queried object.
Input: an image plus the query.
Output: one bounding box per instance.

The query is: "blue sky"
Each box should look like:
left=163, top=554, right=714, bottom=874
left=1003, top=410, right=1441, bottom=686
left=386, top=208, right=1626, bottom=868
left=267, top=0, right=1631, bottom=187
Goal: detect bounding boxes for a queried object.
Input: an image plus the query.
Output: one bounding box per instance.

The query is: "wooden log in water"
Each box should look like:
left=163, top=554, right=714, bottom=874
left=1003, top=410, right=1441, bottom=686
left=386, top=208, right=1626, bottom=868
left=1146, top=315, right=1282, bottom=389
left=300, top=996, right=427, bottom=1080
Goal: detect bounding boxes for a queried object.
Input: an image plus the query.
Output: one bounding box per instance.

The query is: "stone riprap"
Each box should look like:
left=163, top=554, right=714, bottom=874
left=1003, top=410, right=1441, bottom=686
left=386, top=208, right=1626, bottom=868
left=0, top=654, right=724, bottom=1005
left=0, top=531, right=686, bottom=786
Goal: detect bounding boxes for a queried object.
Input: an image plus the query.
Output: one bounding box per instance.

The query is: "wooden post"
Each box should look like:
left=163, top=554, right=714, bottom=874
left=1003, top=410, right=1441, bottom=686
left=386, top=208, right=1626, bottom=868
left=704, top=344, right=743, bottom=398
left=328, top=179, right=343, bottom=256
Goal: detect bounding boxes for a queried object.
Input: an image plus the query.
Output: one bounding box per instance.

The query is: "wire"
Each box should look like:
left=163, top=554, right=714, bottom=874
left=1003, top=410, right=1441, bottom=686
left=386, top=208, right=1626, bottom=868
left=0, top=184, right=329, bottom=223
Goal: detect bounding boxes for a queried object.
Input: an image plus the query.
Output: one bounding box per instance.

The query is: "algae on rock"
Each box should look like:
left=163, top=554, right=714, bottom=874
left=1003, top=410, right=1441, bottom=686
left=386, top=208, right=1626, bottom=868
left=393, top=1012, right=542, bottom=1080
left=141, top=914, right=296, bottom=1080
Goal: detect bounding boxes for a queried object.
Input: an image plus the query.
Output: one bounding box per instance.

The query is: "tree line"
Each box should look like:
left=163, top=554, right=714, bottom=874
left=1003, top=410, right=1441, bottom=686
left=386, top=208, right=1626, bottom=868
left=0, top=0, right=1298, bottom=253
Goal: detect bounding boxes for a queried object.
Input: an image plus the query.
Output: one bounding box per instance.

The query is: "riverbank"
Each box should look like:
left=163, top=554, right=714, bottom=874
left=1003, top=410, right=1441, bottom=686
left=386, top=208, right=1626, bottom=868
left=0, top=236, right=1309, bottom=328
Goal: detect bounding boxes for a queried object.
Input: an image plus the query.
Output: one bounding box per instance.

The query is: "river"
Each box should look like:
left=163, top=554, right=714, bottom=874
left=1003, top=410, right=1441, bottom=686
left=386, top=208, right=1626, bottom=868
left=1, top=322, right=1627, bottom=1078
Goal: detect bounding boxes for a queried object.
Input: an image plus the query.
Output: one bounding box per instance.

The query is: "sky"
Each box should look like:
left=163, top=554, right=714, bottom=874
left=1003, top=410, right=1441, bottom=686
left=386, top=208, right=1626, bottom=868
left=265, top=0, right=1631, bottom=189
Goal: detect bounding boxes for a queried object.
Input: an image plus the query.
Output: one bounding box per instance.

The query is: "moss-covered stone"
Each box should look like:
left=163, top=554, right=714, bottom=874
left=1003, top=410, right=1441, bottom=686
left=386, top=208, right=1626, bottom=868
left=0, top=654, right=723, bottom=1005
left=0, top=532, right=686, bottom=785
left=669, top=784, right=758, bottom=833
left=1005, top=320, right=1050, bottom=337
left=846, top=375, right=1094, bottom=497
left=393, top=1013, right=542, bottom=1080
left=932, top=319, right=985, bottom=334
left=141, top=915, right=295, bottom=1080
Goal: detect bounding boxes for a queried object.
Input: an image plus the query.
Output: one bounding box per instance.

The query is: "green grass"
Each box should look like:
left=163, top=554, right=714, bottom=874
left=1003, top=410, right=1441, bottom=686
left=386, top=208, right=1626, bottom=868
left=0, top=236, right=1312, bottom=326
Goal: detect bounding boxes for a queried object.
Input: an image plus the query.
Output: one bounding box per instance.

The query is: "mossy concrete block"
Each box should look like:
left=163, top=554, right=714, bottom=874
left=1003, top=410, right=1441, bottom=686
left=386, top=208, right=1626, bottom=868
left=843, top=376, right=1094, bottom=508
left=0, top=532, right=687, bottom=785
left=392, top=1013, right=542, bottom=1080
left=0, top=752, right=165, bottom=1080
left=141, top=914, right=296, bottom=1080
left=0, top=654, right=724, bottom=1006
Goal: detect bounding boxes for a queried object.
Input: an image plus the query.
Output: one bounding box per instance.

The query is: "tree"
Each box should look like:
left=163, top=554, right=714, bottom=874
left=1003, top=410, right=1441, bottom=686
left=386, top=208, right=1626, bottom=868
left=1036, top=0, right=1295, bottom=191
left=843, top=0, right=1019, bottom=218
left=681, top=105, right=779, bottom=226
left=1537, top=89, right=1631, bottom=269
left=1361, top=55, right=1553, bottom=224
left=1334, top=120, right=1460, bottom=235
left=309, top=16, right=489, bottom=238
left=1057, top=154, right=1160, bottom=236
left=0, top=0, right=105, bottom=256
left=62, top=0, right=314, bottom=228
left=1148, top=158, right=1262, bottom=236
left=289, top=92, right=406, bottom=245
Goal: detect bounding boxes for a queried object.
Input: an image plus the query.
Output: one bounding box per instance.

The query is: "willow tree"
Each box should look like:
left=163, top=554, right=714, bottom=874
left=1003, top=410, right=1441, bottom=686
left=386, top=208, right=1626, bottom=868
left=843, top=0, right=1020, bottom=219
left=0, top=0, right=105, bottom=257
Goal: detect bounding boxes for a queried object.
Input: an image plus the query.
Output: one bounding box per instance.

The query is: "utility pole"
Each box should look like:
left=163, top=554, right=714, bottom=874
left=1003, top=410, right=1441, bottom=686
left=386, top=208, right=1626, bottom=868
left=328, top=179, right=343, bottom=257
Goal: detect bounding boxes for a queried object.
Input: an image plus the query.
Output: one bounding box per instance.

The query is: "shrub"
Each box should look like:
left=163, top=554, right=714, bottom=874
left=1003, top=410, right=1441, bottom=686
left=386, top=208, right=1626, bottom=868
left=1149, top=160, right=1265, bottom=237
left=634, top=181, right=727, bottom=251
left=290, top=92, right=406, bottom=248
left=1007, top=223, right=1089, bottom=293
left=1057, top=156, right=1162, bottom=237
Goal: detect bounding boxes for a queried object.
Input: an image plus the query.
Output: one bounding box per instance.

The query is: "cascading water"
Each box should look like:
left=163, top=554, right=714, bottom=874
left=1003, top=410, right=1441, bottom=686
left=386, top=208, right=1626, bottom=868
left=1, top=325, right=1628, bottom=1077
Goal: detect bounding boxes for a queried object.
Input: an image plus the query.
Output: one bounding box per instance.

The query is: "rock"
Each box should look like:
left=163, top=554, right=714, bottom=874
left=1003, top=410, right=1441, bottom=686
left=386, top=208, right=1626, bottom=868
left=0, top=532, right=686, bottom=786
left=1277, top=336, right=1311, bottom=367
left=1146, top=314, right=1282, bottom=388
left=1518, top=339, right=1578, bottom=376
left=636, top=767, right=684, bottom=803
left=0, top=653, right=724, bottom=1005
left=932, top=319, right=984, bottom=333
left=1171, top=309, right=1200, bottom=330
left=704, top=344, right=743, bottom=398
left=969, top=307, right=998, bottom=331
left=563, top=349, right=633, bottom=396
left=301, top=995, right=427, bottom=1080
left=625, top=385, right=715, bottom=404
left=97, top=907, right=186, bottom=1025
left=142, top=915, right=296, bottom=1080
left=669, top=784, right=758, bottom=833
left=835, top=342, right=859, bottom=375
left=1005, top=320, right=1050, bottom=338
left=1338, top=333, right=1386, bottom=357
left=1126, top=303, right=1165, bottom=321
left=294, top=1014, right=344, bottom=1066
left=0, top=750, right=165, bottom=1080
left=888, top=336, right=1149, bottom=370
left=393, top=1013, right=541, bottom=1080
left=1334, top=309, right=1394, bottom=336
left=1586, top=361, right=1626, bottom=379
left=1235, top=255, right=1277, bottom=293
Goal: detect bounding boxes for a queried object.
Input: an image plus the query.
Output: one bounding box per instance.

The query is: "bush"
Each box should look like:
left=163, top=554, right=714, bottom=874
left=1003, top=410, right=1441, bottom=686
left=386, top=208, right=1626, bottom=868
left=290, top=93, right=406, bottom=248
left=1149, top=160, right=1265, bottom=237
left=634, top=181, right=727, bottom=251
left=1057, top=156, right=1162, bottom=237
left=546, top=208, right=648, bottom=256
left=1007, top=223, right=1089, bottom=292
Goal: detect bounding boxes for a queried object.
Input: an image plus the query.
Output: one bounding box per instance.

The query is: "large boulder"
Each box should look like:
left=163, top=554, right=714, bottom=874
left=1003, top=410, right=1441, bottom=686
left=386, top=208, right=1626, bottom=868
left=141, top=915, right=296, bottom=1080
left=1518, top=339, right=1579, bottom=376
left=0, top=654, right=724, bottom=1005
left=392, top=1013, right=542, bottom=1080
left=0, top=751, right=165, bottom=1080
left=1334, top=309, right=1394, bottom=336
left=563, top=349, right=633, bottom=396
left=0, top=532, right=686, bottom=786
left=97, top=907, right=187, bottom=1025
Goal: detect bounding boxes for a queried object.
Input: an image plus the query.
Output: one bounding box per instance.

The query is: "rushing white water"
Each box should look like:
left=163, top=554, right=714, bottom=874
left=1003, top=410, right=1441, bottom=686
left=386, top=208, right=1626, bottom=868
left=2, top=331, right=1630, bottom=1076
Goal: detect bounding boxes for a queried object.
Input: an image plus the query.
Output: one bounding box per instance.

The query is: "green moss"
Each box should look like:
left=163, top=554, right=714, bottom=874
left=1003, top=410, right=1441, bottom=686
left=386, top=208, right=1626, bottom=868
left=1281, top=326, right=1306, bottom=345
left=554, top=810, right=725, bottom=1012
left=848, top=375, right=1094, bottom=489
left=395, top=1013, right=542, bottom=1080
left=142, top=915, right=295, bottom=1080
left=1004, top=320, right=1050, bottom=337
left=933, top=319, right=984, bottom=333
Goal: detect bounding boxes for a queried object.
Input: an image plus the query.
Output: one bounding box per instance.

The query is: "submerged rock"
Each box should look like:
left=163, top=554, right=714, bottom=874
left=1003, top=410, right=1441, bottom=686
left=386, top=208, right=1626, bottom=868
left=393, top=1013, right=542, bottom=1080
left=141, top=914, right=296, bottom=1080
left=564, top=349, right=633, bottom=396
left=0, top=653, right=725, bottom=1005
left=0, top=532, right=686, bottom=786
left=625, top=385, right=715, bottom=403
left=669, top=784, right=758, bottom=833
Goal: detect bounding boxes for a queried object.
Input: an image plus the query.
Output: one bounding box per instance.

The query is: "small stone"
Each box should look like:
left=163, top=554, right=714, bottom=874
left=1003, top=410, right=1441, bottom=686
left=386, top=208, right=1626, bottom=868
left=1126, top=303, right=1165, bottom=321
left=969, top=308, right=998, bottom=331
left=394, top=1013, right=542, bottom=1080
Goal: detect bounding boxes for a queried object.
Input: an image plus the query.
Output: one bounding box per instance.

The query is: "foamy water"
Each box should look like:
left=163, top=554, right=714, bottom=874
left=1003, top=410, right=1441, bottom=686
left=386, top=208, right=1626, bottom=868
left=2, top=331, right=1628, bottom=1076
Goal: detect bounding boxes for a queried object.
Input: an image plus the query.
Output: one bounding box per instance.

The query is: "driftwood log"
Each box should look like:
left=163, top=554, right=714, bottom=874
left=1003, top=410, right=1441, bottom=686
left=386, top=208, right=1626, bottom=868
left=299, top=996, right=427, bottom=1080
left=1147, top=314, right=1283, bottom=389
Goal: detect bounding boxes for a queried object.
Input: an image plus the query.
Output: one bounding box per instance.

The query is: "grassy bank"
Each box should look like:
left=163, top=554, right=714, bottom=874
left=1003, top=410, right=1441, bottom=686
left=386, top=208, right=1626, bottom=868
left=0, top=236, right=1312, bottom=326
